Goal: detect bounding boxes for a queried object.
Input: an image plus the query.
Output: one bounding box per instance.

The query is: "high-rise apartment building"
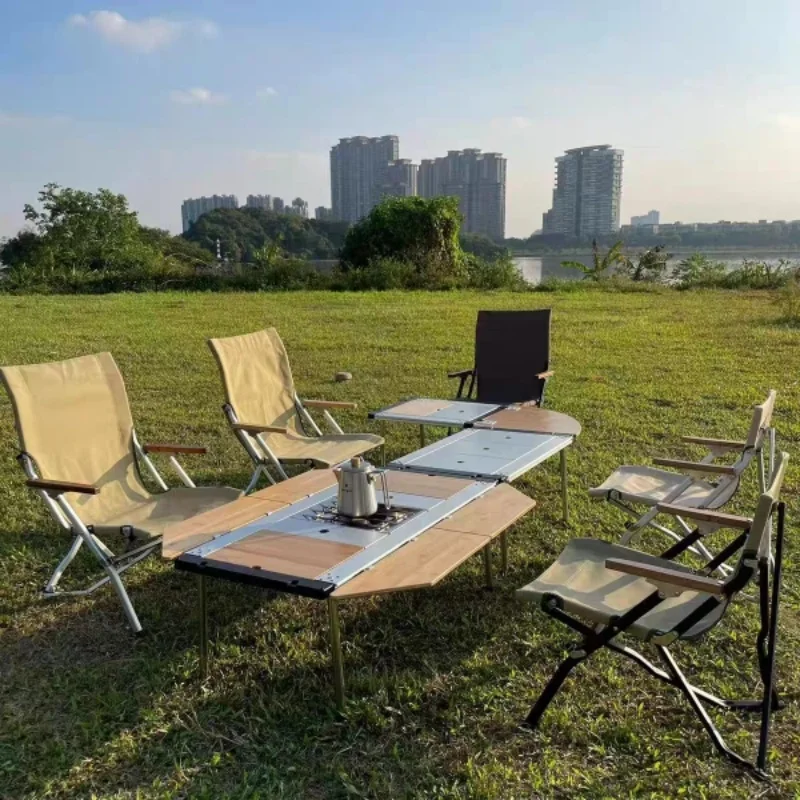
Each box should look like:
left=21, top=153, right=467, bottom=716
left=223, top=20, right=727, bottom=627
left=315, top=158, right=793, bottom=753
left=330, top=135, right=400, bottom=223
left=631, top=210, right=660, bottom=227
left=285, top=198, right=309, bottom=218
left=181, top=194, right=238, bottom=232
left=315, top=206, right=334, bottom=221
left=418, top=149, right=506, bottom=239
left=272, top=197, right=285, bottom=213
left=381, top=159, right=418, bottom=199
left=246, top=194, right=273, bottom=210
left=542, top=145, right=623, bottom=237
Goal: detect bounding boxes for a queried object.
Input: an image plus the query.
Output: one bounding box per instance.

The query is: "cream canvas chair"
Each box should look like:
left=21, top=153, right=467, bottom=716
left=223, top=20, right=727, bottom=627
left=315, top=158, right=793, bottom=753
left=590, top=390, right=776, bottom=567
left=518, top=451, right=788, bottom=778
left=209, top=328, right=384, bottom=491
left=1, top=352, right=242, bottom=632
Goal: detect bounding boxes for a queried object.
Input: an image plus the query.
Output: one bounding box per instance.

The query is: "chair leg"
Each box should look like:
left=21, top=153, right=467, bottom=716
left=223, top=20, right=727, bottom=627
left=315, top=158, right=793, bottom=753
left=525, top=652, right=584, bottom=728
left=104, top=562, right=143, bottom=634
left=43, top=534, right=84, bottom=593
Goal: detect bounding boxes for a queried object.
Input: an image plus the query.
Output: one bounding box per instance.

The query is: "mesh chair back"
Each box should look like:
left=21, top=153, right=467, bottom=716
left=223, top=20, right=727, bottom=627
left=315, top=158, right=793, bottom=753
left=208, top=328, right=302, bottom=433
left=474, top=309, right=551, bottom=404
left=0, top=353, right=151, bottom=521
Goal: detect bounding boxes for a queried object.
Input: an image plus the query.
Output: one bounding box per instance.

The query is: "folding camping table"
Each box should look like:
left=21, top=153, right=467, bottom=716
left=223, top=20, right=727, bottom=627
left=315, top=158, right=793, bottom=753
left=164, top=425, right=583, bottom=705
left=371, top=398, right=582, bottom=521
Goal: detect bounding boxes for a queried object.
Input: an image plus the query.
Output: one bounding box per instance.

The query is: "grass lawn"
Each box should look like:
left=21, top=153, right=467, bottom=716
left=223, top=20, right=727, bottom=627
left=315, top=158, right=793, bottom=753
left=1, top=289, right=799, bottom=799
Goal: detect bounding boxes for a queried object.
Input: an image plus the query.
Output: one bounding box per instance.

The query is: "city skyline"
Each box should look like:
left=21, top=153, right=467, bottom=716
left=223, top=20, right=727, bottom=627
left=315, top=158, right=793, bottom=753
left=2, top=2, right=800, bottom=239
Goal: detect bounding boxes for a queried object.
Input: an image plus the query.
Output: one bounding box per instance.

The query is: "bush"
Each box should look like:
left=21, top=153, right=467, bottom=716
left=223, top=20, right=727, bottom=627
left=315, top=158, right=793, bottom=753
left=775, top=272, right=800, bottom=325
left=463, top=253, right=526, bottom=290
left=672, top=254, right=727, bottom=289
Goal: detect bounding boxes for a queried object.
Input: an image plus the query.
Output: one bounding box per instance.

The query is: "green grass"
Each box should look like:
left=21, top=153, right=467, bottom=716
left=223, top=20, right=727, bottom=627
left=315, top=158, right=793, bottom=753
left=1, top=289, right=799, bottom=799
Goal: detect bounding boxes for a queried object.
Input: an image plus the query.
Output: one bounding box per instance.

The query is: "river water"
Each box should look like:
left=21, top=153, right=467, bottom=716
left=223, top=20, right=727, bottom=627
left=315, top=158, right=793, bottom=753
left=512, top=252, right=800, bottom=286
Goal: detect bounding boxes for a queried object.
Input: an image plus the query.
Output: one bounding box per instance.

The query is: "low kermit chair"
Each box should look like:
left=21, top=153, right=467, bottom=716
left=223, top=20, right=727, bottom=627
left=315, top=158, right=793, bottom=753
left=1, top=352, right=242, bottom=632
left=208, top=328, right=383, bottom=492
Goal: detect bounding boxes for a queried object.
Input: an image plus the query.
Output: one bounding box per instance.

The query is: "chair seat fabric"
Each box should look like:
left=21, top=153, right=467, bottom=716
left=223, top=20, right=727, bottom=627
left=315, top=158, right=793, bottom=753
left=94, top=486, right=243, bottom=539
left=589, top=465, right=719, bottom=507
left=516, top=538, right=726, bottom=641
left=269, top=431, right=383, bottom=467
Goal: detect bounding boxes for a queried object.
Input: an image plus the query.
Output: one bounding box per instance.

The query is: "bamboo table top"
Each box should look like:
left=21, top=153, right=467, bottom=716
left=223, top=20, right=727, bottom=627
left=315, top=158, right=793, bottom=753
left=165, top=469, right=534, bottom=599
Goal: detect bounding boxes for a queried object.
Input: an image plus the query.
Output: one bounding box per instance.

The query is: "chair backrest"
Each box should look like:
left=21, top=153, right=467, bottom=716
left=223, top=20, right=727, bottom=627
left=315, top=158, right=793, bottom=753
left=208, top=328, right=301, bottom=432
left=744, top=389, right=777, bottom=450
left=0, top=352, right=151, bottom=521
left=740, top=450, right=788, bottom=563
left=473, top=309, right=551, bottom=404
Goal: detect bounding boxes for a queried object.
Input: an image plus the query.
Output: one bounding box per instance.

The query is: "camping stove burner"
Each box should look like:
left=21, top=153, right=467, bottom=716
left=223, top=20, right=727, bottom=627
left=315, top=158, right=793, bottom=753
left=304, top=502, right=415, bottom=532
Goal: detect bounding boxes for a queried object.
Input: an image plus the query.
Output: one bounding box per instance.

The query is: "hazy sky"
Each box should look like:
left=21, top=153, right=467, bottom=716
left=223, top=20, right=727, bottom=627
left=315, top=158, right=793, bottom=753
left=1, top=0, right=799, bottom=239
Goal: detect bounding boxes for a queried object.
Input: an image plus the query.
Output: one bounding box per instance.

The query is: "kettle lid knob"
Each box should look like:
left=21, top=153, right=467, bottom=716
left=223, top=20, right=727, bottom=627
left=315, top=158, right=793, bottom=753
left=351, top=456, right=362, bottom=468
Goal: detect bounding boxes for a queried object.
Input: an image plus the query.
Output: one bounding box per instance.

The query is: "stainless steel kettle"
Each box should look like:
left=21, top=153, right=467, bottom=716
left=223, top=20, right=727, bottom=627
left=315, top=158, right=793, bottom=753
left=333, top=457, right=391, bottom=519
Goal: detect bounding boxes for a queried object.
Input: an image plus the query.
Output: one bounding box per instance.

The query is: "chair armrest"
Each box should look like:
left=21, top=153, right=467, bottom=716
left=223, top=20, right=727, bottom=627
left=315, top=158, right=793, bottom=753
left=651, top=457, right=738, bottom=476
left=26, top=478, right=98, bottom=496
left=142, top=443, right=207, bottom=455
left=536, top=370, right=554, bottom=379
left=605, top=558, right=725, bottom=595
left=447, top=368, right=474, bottom=379
left=655, top=503, right=752, bottom=530
left=302, top=399, right=358, bottom=410
left=681, top=436, right=747, bottom=451
left=231, top=422, right=289, bottom=435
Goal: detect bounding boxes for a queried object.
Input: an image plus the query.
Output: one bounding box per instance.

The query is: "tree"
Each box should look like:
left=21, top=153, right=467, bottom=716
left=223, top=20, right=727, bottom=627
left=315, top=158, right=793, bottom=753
left=459, top=232, right=508, bottom=261
left=339, top=196, right=466, bottom=285
left=5, top=183, right=160, bottom=273
left=561, top=239, right=627, bottom=280
left=622, top=245, right=670, bottom=282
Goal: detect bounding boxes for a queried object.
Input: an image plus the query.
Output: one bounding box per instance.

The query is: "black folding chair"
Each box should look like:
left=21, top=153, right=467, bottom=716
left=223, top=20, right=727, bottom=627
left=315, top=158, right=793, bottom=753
left=448, top=309, right=553, bottom=406
left=517, top=451, right=789, bottom=779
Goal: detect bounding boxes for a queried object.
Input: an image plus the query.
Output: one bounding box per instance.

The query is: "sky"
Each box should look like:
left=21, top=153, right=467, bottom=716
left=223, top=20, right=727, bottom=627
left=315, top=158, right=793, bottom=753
left=1, top=0, right=799, bottom=239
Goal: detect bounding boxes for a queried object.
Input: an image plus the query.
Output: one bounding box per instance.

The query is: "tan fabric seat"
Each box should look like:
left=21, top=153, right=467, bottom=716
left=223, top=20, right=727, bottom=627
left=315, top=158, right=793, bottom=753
left=517, top=538, right=726, bottom=641
left=274, top=430, right=384, bottom=466
left=209, top=328, right=383, bottom=476
left=1, top=352, right=242, bottom=538
left=96, top=486, right=242, bottom=538
left=588, top=465, right=723, bottom=507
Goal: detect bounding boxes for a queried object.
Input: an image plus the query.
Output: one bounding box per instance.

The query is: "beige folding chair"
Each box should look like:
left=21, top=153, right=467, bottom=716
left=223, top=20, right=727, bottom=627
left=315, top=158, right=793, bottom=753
left=209, top=328, right=384, bottom=491
left=590, top=391, right=776, bottom=568
left=519, top=451, right=789, bottom=778
left=1, top=352, right=242, bottom=632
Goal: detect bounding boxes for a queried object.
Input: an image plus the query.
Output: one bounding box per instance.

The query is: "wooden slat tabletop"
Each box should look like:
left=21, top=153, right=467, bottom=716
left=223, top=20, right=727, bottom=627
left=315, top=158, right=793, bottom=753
left=162, top=496, right=288, bottom=560
left=332, top=484, right=535, bottom=599
left=478, top=407, right=581, bottom=437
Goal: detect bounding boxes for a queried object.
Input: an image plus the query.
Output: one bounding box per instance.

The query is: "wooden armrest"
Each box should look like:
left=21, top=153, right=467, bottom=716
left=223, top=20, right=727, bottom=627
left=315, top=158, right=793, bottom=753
left=447, top=368, right=474, bottom=379
left=26, top=478, right=98, bottom=496
left=681, top=436, right=747, bottom=451
left=142, top=443, right=207, bottom=455
left=302, top=399, right=358, bottom=410
left=536, top=370, right=554, bottom=379
left=655, top=503, right=752, bottom=530
left=651, top=457, right=738, bottom=476
left=605, top=558, right=725, bottom=595
left=231, top=422, right=289, bottom=435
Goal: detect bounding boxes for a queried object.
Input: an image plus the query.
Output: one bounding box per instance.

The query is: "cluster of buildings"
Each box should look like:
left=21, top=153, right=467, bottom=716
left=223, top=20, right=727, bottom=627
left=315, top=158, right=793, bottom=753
left=327, top=135, right=507, bottom=240
left=181, top=194, right=310, bottom=232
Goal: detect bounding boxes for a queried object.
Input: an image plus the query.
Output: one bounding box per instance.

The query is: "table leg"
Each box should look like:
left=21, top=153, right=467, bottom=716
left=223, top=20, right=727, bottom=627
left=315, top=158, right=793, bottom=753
left=198, top=574, right=208, bottom=679
left=483, top=544, right=494, bottom=588
left=419, top=425, right=426, bottom=448
left=560, top=448, right=569, bottom=524
left=328, top=598, right=345, bottom=709
left=500, top=531, right=509, bottom=574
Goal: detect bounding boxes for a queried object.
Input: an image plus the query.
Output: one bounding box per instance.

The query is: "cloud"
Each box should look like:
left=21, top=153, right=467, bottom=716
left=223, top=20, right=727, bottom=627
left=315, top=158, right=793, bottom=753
left=68, top=10, right=218, bottom=53
left=170, top=87, right=226, bottom=106
left=771, top=113, right=800, bottom=133
left=490, top=115, right=534, bottom=131
left=256, top=87, right=278, bottom=99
